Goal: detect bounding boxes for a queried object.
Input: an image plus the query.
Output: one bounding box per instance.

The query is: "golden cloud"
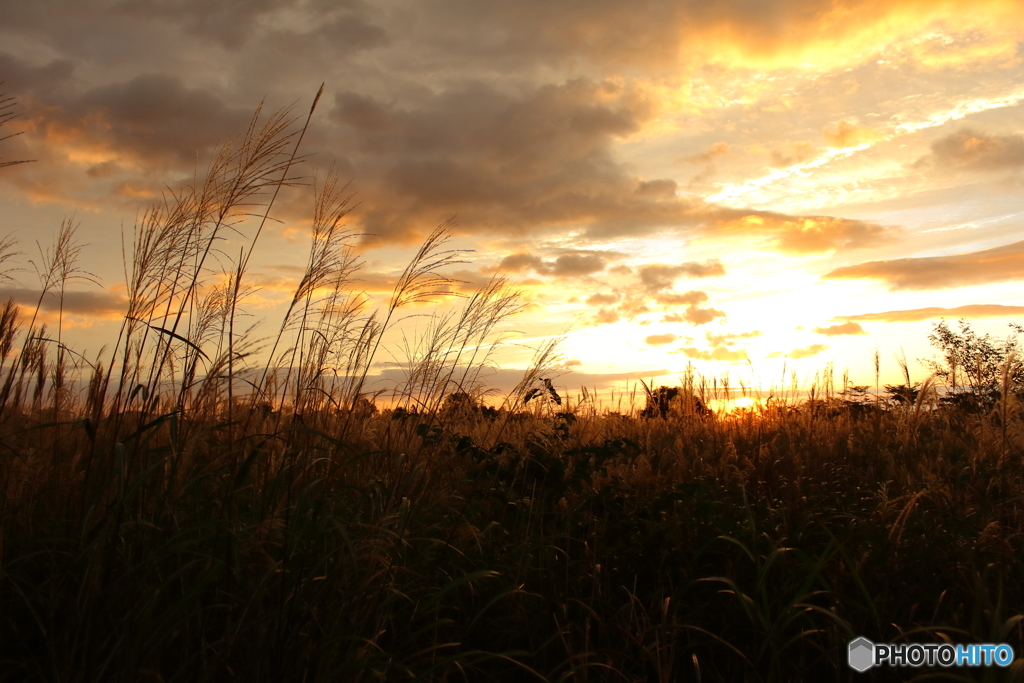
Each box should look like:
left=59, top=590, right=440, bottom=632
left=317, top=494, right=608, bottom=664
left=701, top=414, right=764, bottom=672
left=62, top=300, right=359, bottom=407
left=916, top=128, right=1024, bottom=172
left=717, top=213, right=899, bottom=254
left=839, top=304, right=1024, bottom=322
left=585, top=292, right=620, bottom=306
left=638, top=261, right=725, bottom=292
left=486, top=250, right=620, bottom=277
left=673, top=345, right=747, bottom=361
left=680, top=141, right=730, bottom=164
left=705, top=330, right=762, bottom=345
left=768, top=343, right=829, bottom=359
left=0, top=287, right=127, bottom=319
left=655, top=290, right=709, bottom=307
left=644, top=333, right=678, bottom=346
left=823, top=121, right=879, bottom=148
left=813, top=321, right=867, bottom=336
left=823, top=239, right=1024, bottom=290
left=683, top=306, right=726, bottom=325
left=680, top=0, right=1024, bottom=72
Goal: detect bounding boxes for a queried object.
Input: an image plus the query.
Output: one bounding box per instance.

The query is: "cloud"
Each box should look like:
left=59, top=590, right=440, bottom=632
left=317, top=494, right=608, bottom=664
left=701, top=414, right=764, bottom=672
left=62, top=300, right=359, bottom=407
left=838, top=304, right=1024, bottom=323
left=489, top=250, right=613, bottom=277
left=327, top=78, right=895, bottom=249
left=401, top=0, right=1024, bottom=75
left=589, top=279, right=724, bottom=326
left=644, top=333, right=677, bottom=346
left=720, top=213, right=898, bottom=254
left=546, top=253, right=608, bottom=277
left=585, top=292, right=620, bottom=305
left=1, top=46, right=903, bottom=255
left=705, top=330, right=762, bottom=345
left=638, top=261, right=725, bottom=292
left=823, top=120, right=879, bottom=148
left=823, top=239, right=1024, bottom=290
left=770, top=141, right=816, bottom=167
left=917, top=128, right=1024, bottom=171
left=635, top=178, right=678, bottom=196
left=330, top=78, right=678, bottom=243
left=768, top=343, right=829, bottom=359
left=0, top=52, right=75, bottom=99
left=492, top=252, right=546, bottom=273
left=666, top=329, right=760, bottom=360
left=655, top=290, right=708, bottom=307
left=680, top=141, right=730, bottom=164
left=683, top=306, right=726, bottom=325
left=0, top=287, right=126, bottom=318
left=673, top=345, right=747, bottom=361
left=813, top=321, right=867, bottom=336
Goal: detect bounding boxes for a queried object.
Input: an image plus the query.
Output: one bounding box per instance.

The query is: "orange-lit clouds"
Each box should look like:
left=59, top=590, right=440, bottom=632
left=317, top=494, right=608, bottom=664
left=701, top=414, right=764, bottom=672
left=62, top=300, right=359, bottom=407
left=824, top=239, right=1024, bottom=290
left=656, top=291, right=709, bottom=307
left=706, top=330, right=762, bottom=345
left=717, top=213, right=898, bottom=254
left=416, top=0, right=1024, bottom=74
left=680, top=141, right=730, bottom=164
left=673, top=345, right=746, bottom=361
left=916, top=128, right=1024, bottom=172
left=839, top=304, right=1024, bottom=323
left=639, top=261, right=725, bottom=291
left=813, top=321, right=867, bottom=336
left=644, top=333, right=677, bottom=346
left=0, top=287, right=127, bottom=319
left=768, top=343, right=829, bottom=360
left=823, top=121, right=879, bottom=149
left=2, top=0, right=1024, bottom=390
left=576, top=258, right=729, bottom=328
left=488, top=251, right=619, bottom=277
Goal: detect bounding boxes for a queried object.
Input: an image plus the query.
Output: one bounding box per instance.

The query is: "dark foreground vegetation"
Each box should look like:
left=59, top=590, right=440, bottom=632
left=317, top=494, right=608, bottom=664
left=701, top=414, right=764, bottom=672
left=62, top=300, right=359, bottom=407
left=1, top=100, right=1023, bottom=682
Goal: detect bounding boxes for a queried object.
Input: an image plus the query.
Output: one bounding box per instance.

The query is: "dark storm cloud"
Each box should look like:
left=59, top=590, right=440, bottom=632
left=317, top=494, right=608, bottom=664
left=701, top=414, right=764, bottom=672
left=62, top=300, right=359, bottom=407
left=823, top=238, right=1024, bottom=290
left=917, top=128, right=1024, bottom=172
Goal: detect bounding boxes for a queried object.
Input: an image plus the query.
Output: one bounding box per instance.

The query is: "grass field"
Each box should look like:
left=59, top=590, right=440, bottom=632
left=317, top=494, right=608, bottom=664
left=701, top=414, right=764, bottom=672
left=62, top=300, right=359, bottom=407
left=1, top=103, right=1022, bottom=682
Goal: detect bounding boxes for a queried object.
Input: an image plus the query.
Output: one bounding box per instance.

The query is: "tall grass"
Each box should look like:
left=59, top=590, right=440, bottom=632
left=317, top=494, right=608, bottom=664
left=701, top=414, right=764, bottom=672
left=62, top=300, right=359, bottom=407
left=1, top=101, right=1022, bottom=682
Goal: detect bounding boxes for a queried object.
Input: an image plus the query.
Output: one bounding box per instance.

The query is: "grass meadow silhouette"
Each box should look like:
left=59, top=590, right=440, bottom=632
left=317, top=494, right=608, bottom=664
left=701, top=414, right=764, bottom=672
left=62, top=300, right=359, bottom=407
left=1, top=98, right=1022, bottom=682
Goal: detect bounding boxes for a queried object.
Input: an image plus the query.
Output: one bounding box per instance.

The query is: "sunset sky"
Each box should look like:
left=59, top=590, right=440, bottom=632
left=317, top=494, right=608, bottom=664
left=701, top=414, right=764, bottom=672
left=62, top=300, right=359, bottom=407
left=2, top=0, right=1024, bottom=402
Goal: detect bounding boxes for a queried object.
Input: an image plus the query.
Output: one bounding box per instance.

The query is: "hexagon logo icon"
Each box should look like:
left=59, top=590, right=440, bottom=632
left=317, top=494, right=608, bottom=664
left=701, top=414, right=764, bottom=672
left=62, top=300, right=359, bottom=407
left=848, top=637, right=874, bottom=672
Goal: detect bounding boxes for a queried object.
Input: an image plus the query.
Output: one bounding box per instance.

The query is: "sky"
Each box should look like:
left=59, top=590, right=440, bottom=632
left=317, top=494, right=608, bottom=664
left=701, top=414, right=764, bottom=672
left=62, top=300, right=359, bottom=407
left=2, top=0, right=1024, bottom=403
